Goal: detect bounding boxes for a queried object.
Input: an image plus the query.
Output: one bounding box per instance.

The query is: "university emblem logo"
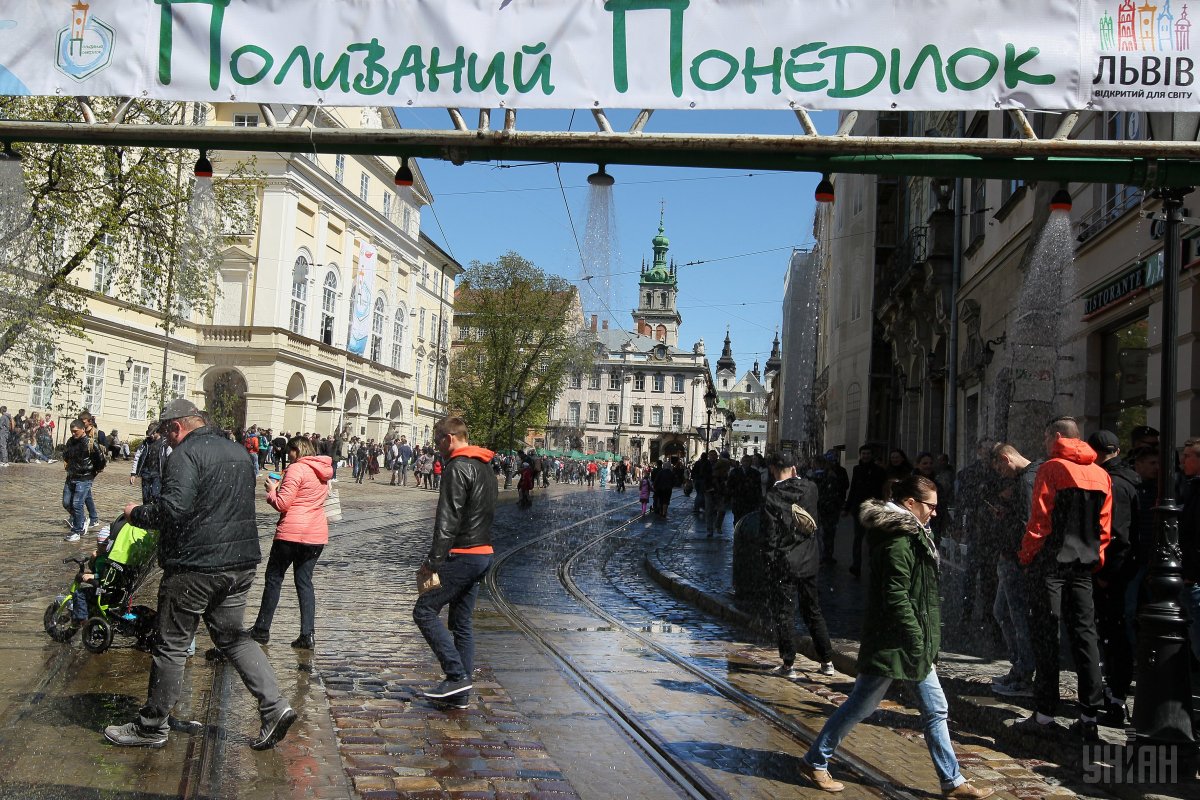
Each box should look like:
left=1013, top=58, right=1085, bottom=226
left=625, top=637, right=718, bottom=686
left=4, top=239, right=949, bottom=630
left=55, top=1, right=114, bottom=82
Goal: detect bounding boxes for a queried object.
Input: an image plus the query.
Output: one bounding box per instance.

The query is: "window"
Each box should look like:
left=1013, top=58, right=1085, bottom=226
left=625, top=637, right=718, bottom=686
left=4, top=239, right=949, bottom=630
left=632, top=405, right=644, bottom=425
left=538, top=357, right=549, bottom=374
left=608, top=372, right=620, bottom=390
left=476, top=353, right=486, bottom=370
left=92, top=233, right=115, bottom=294
left=650, top=406, right=663, bottom=427
left=588, top=371, right=601, bottom=390
left=371, top=297, right=386, bottom=362
left=130, top=363, right=150, bottom=420
left=671, top=406, right=684, bottom=427
left=570, top=373, right=582, bottom=389
left=391, top=308, right=407, bottom=370
left=607, top=404, right=619, bottom=424
left=585, top=403, right=599, bottom=424
left=171, top=373, right=187, bottom=401
left=83, top=354, right=106, bottom=413
left=233, top=113, right=259, bottom=127
left=633, top=373, right=645, bottom=391
left=426, top=362, right=435, bottom=396
left=587, top=436, right=598, bottom=452
left=672, top=374, right=684, bottom=393
left=191, top=104, right=209, bottom=126
left=382, top=191, right=392, bottom=219
left=567, top=402, right=581, bottom=425
left=334, top=154, right=345, bottom=183
left=414, top=359, right=422, bottom=392
left=418, top=307, right=425, bottom=339
left=403, top=206, right=412, bottom=234
left=645, top=291, right=653, bottom=308
left=1100, top=316, right=1150, bottom=439
left=359, top=173, right=370, bottom=202
left=320, top=271, right=338, bottom=345
left=441, top=318, right=449, bottom=347
left=652, top=374, right=664, bottom=392
left=289, top=255, right=309, bottom=334
left=722, top=379, right=729, bottom=389
left=431, top=314, right=439, bottom=344
left=29, top=345, right=54, bottom=407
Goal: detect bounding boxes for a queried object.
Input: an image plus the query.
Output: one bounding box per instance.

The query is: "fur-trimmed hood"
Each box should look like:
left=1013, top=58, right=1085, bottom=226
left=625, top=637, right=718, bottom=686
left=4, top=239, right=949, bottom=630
left=858, top=500, right=940, bottom=568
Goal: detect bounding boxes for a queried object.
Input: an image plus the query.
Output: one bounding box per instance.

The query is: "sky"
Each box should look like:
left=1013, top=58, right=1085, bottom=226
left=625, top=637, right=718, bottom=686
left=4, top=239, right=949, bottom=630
left=394, top=107, right=836, bottom=375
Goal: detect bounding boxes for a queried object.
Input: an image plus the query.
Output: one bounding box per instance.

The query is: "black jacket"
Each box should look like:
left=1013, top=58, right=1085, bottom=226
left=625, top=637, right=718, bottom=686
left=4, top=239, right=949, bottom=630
left=763, top=476, right=821, bottom=579
left=845, top=460, right=886, bottom=511
left=130, top=426, right=260, bottom=574
left=63, top=434, right=106, bottom=481
left=133, top=437, right=166, bottom=479
left=1182, top=474, right=1200, bottom=584
left=425, top=447, right=497, bottom=570
left=1098, top=457, right=1140, bottom=580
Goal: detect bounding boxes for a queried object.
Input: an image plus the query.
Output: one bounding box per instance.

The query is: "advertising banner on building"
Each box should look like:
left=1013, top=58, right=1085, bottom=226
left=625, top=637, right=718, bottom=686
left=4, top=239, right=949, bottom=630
left=346, top=242, right=377, bottom=357
left=0, top=1, right=1193, bottom=112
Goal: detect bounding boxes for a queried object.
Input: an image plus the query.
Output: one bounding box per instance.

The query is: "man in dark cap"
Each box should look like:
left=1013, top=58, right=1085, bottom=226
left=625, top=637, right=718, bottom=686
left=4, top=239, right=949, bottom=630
left=104, top=399, right=295, bottom=750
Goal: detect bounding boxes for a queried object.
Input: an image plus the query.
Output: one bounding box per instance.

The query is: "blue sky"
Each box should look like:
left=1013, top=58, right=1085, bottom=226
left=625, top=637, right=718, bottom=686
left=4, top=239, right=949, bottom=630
left=395, top=108, right=836, bottom=373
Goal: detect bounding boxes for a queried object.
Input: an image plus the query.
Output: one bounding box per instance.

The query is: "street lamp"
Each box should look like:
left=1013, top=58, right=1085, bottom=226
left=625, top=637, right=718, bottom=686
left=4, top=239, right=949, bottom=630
left=503, top=386, right=524, bottom=490
left=703, top=384, right=718, bottom=452
left=1132, top=112, right=1197, bottom=749
left=723, top=409, right=737, bottom=451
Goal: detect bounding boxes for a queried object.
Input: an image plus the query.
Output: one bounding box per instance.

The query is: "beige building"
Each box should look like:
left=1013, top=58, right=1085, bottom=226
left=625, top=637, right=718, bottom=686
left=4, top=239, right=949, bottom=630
left=1, top=103, right=459, bottom=445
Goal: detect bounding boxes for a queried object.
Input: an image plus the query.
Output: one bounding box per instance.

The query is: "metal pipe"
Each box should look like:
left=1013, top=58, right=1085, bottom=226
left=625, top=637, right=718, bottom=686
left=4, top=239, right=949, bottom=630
left=1052, top=111, right=1080, bottom=140
left=75, top=97, right=96, bottom=124
left=1007, top=109, right=1037, bottom=139
left=257, top=104, right=277, bottom=127
left=793, top=108, right=819, bottom=136
left=109, top=97, right=136, bottom=124
left=477, top=109, right=490, bottom=132
left=835, top=112, right=858, bottom=136
left=629, top=109, right=654, bottom=134
left=504, top=108, right=517, bottom=133
left=447, top=108, right=469, bottom=132
left=592, top=108, right=613, bottom=133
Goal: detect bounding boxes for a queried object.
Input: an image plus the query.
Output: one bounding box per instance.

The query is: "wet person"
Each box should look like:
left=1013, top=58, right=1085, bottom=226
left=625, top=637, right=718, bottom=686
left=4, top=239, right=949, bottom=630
left=1017, top=416, right=1110, bottom=742
left=414, top=416, right=497, bottom=707
left=799, top=476, right=993, bottom=799
left=811, top=454, right=846, bottom=566
left=844, top=446, right=886, bottom=578
left=249, top=435, right=333, bottom=650
left=130, top=423, right=168, bottom=504
left=106, top=399, right=295, bottom=750
left=763, top=452, right=834, bottom=679
left=989, top=444, right=1038, bottom=697
left=728, top=454, right=763, bottom=524
left=955, top=440, right=1001, bottom=627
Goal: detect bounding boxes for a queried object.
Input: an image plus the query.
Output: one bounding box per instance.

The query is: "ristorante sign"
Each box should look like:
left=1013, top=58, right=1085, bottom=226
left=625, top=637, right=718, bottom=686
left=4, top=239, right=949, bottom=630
left=0, top=0, right=1194, bottom=111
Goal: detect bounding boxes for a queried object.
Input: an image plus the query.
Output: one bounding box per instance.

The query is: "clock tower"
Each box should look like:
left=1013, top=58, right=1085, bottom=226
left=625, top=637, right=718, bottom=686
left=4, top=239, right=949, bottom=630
left=631, top=211, right=681, bottom=347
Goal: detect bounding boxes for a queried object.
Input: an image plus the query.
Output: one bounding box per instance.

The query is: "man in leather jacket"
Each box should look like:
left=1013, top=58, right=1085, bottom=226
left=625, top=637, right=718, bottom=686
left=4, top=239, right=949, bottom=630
left=414, top=415, right=497, bottom=707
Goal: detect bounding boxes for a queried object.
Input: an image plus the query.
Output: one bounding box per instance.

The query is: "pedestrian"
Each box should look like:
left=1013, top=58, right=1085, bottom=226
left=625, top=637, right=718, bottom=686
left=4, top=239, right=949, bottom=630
left=844, top=445, right=886, bottom=577
left=271, top=431, right=288, bottom=470
left=130, top=423, right=168, bottom=504
left=639, top=469, right=652, bottom=515
left=106, top=399, right=295, bottom=750
left=249, top=435, right=333, bottom=650
left=61, top=419, right=106, bottom=542
left=615, top=457, right=629, bottom=492
left=243, top=427, right=261, bottom=474
left=517, top=455, right=534, bottom=509
left=397, top=436, right=413, bottom=486
left=799, top=475, right=993, bottom=800
left=955, top=440, right=1002, bottom=626
left=988, top=444, right=1038, bottom=698
left=1017, top=416, right=1110, bottom=742
left=586, top=460, right=597, bottom=487
left=692, top=450, right=712, bottom=514
left=0, top=405, right=12, bottom=466
left=705, top=450, right=733, bottom=536
left=367, top=443, right=380, bottom=481
left=651, top=458, right=675, bottom=518
left=432, top=454, right=443, bottom=489
left=811, top=454, right=846, bottom=565
left=1177, top=437, right=1200, bottom=661
left=762, top=451, right=835, bottom=679
left=413, top=416, right=497, bottom=708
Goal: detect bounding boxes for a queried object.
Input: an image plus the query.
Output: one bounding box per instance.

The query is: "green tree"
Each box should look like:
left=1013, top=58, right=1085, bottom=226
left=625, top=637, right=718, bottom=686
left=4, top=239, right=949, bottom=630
left=448, top=252, right=592, bottom=450
left=0, top=97, right=259, bottom=414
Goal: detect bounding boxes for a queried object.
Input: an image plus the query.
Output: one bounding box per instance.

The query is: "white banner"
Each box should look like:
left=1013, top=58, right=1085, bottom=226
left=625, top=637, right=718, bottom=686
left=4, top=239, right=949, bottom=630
left=0, top=1, right=1191, bottom=111
left=347, top=242, right=377, bottom=357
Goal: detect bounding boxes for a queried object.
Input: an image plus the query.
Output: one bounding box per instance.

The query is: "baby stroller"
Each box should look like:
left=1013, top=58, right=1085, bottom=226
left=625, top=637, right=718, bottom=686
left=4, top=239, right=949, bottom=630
left=44, top=515, right=160, bottom=653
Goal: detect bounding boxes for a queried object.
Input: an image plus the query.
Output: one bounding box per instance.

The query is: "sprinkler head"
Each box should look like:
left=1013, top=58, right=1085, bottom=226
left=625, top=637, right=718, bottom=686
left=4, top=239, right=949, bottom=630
left=394, top=158, right=414, bottom=187
left=587, top=165, right=615, bottom=187
left=193, top=150, right=213, bottom=178
left=814, top=174, right=835, bottom=204
left=1050, top=186, right=1072, bottom=212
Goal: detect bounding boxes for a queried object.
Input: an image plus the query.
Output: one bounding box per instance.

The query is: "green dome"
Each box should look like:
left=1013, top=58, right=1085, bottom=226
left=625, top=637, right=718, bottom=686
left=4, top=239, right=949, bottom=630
left=653, top=224, right=669, bottom=249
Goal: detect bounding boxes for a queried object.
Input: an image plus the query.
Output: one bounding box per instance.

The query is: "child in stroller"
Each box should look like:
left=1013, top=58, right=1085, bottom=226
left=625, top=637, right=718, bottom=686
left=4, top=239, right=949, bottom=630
left=44, top=515, right=160, bottom=653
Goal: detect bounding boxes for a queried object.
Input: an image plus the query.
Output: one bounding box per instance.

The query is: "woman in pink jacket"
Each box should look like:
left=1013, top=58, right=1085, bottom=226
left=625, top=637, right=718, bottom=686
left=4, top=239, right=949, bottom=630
left=249, top=436, right=333, bottom=650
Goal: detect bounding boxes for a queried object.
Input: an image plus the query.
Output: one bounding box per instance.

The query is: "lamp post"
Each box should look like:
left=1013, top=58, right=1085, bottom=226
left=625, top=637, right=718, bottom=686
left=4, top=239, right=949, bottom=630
left=1132, top=112, right=1196, bottom=750
left=723, top=409, right=737, bottom=452
left=503, top=386, right=524, bottom=490
left=703, top=384, right=718, bottom=453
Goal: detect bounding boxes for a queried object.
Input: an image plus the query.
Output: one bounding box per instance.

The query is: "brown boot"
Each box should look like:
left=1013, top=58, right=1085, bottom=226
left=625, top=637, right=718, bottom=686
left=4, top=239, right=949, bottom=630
left=797, top=761, right=845, bottom=793
left=945, top=782, right=994, bottom=799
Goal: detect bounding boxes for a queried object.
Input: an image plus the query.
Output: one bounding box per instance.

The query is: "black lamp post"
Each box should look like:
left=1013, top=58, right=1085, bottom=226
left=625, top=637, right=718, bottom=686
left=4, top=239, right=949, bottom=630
left=724, top=409, right=737, bottom=452
left=1133, top=112, right=1197, bottom=750
left=503, top=386, right=524, bottom=490
left=631, top=436, right=644, bottom=466
left=703, top=384, right=718, bottom=452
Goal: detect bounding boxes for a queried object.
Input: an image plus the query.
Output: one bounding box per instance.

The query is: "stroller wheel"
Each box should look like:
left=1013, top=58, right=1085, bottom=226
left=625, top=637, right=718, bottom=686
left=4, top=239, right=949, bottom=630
left=44, top=601, right=79, bottom=643
left=81, top=617, right=114, bottom=653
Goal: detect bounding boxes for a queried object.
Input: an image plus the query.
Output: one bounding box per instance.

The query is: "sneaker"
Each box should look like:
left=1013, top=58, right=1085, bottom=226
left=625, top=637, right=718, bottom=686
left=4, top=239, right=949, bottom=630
left=88, top=519, right=101, bottom=529
left=46, top=459, right=57, bottom=464
left=990, top=669, right=1019, bottom=686
left=1070, top=717, right=1101, bottom=743
left=433, top=694, right=470, bottom=709
left=422, top=677, right=472, bottom=699
left=945, top=782, right=995, bottom=799
left=104, top=722, right=168, bottom=748
left=769, top=663, right=799, bottom=679
left=819, top=662, right=836, bottom=677
left=1014, top=714, right=1067, bottom=738
left=63, top=533, right=80, bottom=542
left=290, top=634, right=314, bottom=650
left=797, top=761, right=845, bottom=793
left=992, top=678, right=1034, bottom=698
left=247, top=628, right=270, bottom=645
left=251, top=706, right=297, bottom=751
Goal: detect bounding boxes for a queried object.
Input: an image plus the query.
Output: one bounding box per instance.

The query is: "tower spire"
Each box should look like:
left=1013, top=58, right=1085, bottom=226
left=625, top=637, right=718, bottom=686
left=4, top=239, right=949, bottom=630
left=765, top=328, right=782, bottom=375
left=717, top=327, right=736, bottom=374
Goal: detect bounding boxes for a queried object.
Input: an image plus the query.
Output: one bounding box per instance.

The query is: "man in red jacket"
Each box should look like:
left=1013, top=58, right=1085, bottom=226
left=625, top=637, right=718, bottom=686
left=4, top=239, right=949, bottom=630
left=1017, top=416, right=1111, bottom=742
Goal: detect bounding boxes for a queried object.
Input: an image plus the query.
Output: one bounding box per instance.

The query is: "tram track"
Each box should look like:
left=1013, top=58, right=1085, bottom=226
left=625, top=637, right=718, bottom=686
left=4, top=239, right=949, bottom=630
left=487, top=498, right=919, bottom=800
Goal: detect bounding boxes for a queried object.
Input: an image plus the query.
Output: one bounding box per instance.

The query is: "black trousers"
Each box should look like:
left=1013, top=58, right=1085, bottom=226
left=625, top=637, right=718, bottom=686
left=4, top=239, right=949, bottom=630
left=253, top=539, right=324, bottom=636
left=1027, top=567, right=1105, bottom=717
left=851, top=516, right=868, bottom=571
left=1094, top=577, right=1133, bottom=700
left=768, top=572, right=833, bottom=666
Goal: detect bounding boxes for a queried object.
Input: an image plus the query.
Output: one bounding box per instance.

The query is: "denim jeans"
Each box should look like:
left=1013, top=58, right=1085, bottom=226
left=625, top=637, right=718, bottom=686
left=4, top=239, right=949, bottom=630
left=23, top=444, right=49, bottom=462
left=805, top=669, right=964, bottom=790
left=138, top=569, right=286, bottom=734
left=253, top=539, right=324, bottom=636
left=993, top=559, right=1035, bottom=679
left=62, top=479, right=94, bottom=535
left=1184, top=583, right=1200, bottom=662
left=412, top=553, right=492, bottom=681
left=141, top=475, right=162, bottom=505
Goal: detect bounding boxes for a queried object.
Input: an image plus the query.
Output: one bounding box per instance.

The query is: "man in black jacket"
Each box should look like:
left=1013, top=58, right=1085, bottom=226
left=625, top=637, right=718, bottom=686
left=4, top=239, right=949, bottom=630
left=105, top=400, right=294, bottom=751
left=1180, top=436, right=1200, bottom=661
left=844, top=446, right=886, bottom=577
left=414, top=415, right=497, bottom=707
left=61, top=418, right=106, bottom=542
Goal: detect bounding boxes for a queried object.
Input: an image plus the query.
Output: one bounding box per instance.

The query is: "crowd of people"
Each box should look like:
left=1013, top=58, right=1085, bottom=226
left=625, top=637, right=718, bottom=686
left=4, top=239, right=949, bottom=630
left=0, top=405, right=59, bottom=466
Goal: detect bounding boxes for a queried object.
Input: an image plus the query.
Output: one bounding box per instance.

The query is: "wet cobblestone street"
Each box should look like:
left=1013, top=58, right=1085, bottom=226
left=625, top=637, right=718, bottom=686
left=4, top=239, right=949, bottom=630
left=0, top=465, right=1191, bottom=799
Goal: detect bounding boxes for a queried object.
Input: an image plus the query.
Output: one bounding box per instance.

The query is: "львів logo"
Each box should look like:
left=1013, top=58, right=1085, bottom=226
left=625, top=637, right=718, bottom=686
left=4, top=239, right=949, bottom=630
left=55, top=1, right=114, bottom=82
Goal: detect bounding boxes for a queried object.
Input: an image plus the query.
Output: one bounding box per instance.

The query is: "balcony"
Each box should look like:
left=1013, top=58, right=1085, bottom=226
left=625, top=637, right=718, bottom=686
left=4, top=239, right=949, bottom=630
left=1075, top=185, right=1143, bottom=245
left=199, top=325, right=412, bottom=384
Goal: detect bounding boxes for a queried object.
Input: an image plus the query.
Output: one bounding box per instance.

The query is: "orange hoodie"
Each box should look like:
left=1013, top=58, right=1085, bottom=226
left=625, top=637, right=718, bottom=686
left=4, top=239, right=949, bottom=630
left=1018, top=437, right=1112, bottom=570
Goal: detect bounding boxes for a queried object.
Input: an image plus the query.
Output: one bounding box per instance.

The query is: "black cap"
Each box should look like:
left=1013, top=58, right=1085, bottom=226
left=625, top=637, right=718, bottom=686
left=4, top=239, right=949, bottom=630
left=157, top=399, right=203, bottom=432
left=1087, top=430, right=1120, bottom=455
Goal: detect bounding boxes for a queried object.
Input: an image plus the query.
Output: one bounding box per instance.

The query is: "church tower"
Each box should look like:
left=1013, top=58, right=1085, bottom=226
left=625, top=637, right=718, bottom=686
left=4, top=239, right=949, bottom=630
left=716, top=328, right=737, bottom=390
left=631, top=210, right=682, bottom=346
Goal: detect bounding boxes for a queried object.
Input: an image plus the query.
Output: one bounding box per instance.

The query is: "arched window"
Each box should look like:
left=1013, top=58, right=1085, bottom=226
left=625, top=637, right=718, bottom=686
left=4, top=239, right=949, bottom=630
left=655, top=324, right=667, bottom=341
left=645, top=291, right=653, bottom=308
left=371, top=296, right=386, bottom=362
left=391, top=306, right=407, bottom=370
left=289, top=255, right=309, bottom=334
left=660, top=291, right=668, bottom=308
left=320, top=270, right=338, bottom=345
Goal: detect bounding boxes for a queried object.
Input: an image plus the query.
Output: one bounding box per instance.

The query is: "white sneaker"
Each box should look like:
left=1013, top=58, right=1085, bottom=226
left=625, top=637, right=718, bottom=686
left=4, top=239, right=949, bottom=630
left=820, top=662, right=836, bottom=676
left=64, top=533, right=80, bottom=542
left=769, top=663, right=799, bottom=679
left=88, top=519, right=102, bottom=529
left=46, top=459, right=57, bottom=464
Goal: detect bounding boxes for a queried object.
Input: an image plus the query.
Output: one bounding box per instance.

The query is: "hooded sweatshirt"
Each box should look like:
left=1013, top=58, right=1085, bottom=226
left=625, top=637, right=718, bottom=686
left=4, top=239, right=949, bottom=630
left=267, top=455, right=334, bottom=545
left=1018, top=437, right=1112, bottom=570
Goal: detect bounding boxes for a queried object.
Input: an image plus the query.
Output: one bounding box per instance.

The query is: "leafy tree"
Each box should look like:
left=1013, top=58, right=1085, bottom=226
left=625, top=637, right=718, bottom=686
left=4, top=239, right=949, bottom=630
left=0, top=97, right=259, bottom=414
left=448, top=252, right=592, bottom=450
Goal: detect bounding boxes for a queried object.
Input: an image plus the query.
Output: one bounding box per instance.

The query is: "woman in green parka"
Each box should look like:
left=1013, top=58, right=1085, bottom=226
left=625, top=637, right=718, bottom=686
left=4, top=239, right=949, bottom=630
left=798, top=475, right=993, bottom=799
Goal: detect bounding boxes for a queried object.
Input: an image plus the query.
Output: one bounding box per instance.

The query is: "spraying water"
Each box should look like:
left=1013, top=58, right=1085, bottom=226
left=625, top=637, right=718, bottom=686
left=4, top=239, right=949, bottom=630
left=0, top=149, right=30, bottom=262
left=580, top=183, right=618, bottom=315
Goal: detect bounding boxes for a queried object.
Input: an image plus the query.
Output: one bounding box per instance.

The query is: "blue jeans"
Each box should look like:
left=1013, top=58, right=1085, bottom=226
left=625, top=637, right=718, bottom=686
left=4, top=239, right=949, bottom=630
left=412, top=553, right=492, bottom=681
left=23, top=444, right=49, bottom=462
left=62, top=479, right=96, bottom=534
left=1185, top=583, right=1200, bottom=662
left=805, top=669, right=964, bottom=790
left=993, top=559, right=1035, bottom=678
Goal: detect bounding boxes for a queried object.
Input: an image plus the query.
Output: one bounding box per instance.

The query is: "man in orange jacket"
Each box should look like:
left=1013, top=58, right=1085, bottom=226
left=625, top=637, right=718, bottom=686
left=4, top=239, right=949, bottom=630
left=1017, top=416, right=1111, bottom=742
